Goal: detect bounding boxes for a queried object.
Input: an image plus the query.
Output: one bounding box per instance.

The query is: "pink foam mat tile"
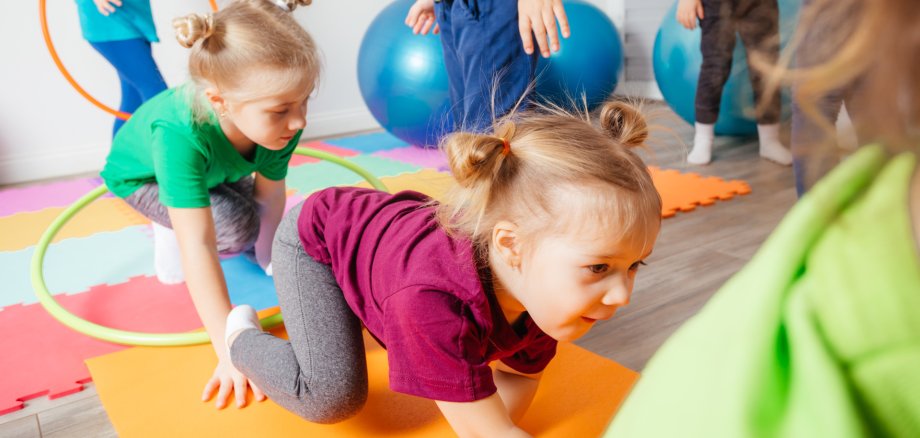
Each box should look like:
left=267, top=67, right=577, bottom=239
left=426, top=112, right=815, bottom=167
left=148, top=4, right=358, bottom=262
left=289, top=141, right=362, bottom=167
left=0, top=275, right=202, bottom=415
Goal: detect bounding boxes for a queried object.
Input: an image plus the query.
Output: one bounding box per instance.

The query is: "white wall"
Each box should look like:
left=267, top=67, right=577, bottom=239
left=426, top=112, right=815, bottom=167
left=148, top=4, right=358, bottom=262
left=0, top=0, right=385, bottom=184
left=0, top=0, right=645, bottom=185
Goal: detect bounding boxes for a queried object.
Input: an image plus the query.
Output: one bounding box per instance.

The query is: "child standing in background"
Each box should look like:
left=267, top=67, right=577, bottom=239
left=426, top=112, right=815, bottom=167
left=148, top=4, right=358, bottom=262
left=676, top=0, right=792, bottom=165
left=405, top=0, right=570, bottom=132
left=223, top=100, right=662, bottom=437
left=99, top=0, right=319, bottom=410
left=75, top=0, right=168, bottom=136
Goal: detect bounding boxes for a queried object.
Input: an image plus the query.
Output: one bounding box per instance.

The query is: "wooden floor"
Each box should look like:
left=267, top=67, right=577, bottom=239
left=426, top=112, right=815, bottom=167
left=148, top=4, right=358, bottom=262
left=0, top=104, right=797, bottom=437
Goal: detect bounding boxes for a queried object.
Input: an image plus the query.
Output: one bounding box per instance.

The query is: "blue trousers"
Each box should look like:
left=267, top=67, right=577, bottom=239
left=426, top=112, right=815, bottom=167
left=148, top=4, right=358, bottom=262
left=89, top=38, right=167, bottom=137
left=435, top=0, right=537, bottom=132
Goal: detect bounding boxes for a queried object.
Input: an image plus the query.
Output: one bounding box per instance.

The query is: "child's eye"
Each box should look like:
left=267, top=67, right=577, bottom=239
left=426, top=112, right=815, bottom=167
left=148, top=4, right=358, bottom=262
left=629, top=260, right=647, bottom=271
left=586, top=264, right=609, bottom=274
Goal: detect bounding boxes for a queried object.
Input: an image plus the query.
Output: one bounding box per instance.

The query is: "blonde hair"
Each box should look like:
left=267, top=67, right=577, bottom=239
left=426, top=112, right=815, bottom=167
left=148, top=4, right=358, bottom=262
left=172, top=0, right=320, bottom=122
left=436, top=100, right=662, bottom=255
left=762, top=0, right=919, bottom=153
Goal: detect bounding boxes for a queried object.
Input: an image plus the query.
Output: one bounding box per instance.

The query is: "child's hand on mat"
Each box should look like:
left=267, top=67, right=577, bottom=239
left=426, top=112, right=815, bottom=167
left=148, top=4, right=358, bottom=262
left=93, top=0, right=122, bottom=16
left=202, top=359, right=267, bottom=409
left=518, top=0, right=570, bottom=58
left=406, top=0, right=440, bottom=35
left=676, top=0, right=704, bottom=30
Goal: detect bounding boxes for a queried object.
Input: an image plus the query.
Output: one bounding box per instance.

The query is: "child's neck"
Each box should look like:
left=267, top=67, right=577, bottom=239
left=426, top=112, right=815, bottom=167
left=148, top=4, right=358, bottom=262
left=219, top=118, right=257, bottom=159
left=488, top=250, right=527, bottom=325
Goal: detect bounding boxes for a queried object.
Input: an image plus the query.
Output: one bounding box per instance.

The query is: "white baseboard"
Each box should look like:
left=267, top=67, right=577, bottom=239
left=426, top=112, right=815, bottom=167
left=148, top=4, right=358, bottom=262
left=0, top=146, right=109, bottom=186
left=302, top=107, right=381, bottom=140
left=616, top=80, right=663, bottom=100
left=0, top=107, right=382, bottom=185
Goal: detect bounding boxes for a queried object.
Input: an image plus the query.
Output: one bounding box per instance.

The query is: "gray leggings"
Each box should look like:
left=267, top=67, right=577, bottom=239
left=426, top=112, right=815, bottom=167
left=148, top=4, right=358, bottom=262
left=696, top=0, right=781, bottom=124
left=124, top=177, right=260, bottom=254
left=230, top=200, right=368, bottom=423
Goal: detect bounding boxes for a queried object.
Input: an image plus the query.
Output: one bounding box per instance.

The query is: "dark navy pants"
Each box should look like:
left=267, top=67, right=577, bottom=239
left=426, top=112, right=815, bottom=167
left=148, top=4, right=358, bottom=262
left=89, top=38, right=167, bottom=137
left=435, top=0, right=538, bottom=132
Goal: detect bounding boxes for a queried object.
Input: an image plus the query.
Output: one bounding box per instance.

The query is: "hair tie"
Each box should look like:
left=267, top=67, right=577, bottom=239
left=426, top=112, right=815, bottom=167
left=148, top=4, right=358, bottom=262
left=270, top=0, right=292, bottom=12
left=500, top=137, right=511, bottom=156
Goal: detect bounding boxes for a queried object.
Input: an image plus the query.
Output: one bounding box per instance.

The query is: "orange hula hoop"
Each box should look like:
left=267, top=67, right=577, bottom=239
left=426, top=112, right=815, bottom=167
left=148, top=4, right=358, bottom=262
left=39, top=0, right=220, bottom=120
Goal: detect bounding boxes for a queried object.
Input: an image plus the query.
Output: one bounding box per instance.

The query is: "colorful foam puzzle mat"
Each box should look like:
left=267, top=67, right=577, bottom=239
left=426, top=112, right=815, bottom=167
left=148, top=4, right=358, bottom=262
left=0, top=130, right=750, bottom=415
left=86, top=309, right=639, bottom=437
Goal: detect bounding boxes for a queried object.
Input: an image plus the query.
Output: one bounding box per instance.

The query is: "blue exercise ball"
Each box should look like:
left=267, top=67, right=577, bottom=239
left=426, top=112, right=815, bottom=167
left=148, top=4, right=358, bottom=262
left=535, top=0, right=623, bottom=109
left=358, top=0, right=451, bottom=147
left=653, top=0, right=800, bottom=135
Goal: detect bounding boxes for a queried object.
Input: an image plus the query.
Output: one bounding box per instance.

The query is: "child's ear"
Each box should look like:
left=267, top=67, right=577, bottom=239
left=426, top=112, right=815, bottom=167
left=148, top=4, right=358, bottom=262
left=204, top=86, right=226, bottom=113
left=492, top=220, right=522, bottom=269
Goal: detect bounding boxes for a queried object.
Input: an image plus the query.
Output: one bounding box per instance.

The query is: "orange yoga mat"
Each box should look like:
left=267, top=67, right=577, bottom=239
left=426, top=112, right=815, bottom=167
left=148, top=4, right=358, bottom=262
left=356, top=167, right=751, bottom=218
left=87, top=309, right=638, bottom=437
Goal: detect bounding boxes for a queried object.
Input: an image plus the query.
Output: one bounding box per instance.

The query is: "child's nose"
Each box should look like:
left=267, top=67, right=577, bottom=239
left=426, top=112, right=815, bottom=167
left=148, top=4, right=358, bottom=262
left=601, top=277, right=631, bottom=307
left=289, top=115, right=307, bottom=131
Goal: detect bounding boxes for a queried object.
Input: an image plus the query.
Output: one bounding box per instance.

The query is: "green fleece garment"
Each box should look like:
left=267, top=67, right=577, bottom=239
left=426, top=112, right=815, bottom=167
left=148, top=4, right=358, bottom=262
left=607, top=145, right=920, bottom=437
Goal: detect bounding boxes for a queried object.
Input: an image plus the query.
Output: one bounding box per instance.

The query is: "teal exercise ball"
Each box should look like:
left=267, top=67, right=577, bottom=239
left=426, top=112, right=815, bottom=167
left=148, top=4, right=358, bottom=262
left=652, top=0, right=800, bottom=135
left=357, top=0, right=451, bottom=147
left=535, top=0, right=624, bottom=109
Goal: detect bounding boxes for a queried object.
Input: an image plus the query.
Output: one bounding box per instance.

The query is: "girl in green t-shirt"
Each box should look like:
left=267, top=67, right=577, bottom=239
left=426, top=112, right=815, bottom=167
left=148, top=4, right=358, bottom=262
left=99, top=0, right=318, bottom=411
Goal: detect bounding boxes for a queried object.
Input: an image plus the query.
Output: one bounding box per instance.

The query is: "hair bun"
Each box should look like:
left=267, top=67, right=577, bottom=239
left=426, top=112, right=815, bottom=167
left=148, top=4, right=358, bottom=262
left=598, top=101, right=648, bottom=148
left=173, top=13, right=215, bottom=49
left=276, top=0, right=312, bottom=11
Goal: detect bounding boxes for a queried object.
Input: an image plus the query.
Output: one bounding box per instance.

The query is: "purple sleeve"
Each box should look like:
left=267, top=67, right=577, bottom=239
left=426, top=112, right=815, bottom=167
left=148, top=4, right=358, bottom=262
left=499, top=331, right=558, bottom=375
left=382, top=288, right=497, bottom=402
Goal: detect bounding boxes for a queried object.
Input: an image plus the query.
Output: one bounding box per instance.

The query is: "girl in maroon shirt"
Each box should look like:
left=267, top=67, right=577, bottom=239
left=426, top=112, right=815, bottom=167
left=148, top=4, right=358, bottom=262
left=225, top=100, right=662, bottom=437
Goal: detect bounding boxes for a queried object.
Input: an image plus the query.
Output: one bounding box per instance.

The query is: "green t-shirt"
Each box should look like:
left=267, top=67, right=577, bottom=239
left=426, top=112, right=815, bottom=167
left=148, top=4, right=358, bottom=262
left=606, top=146, right=920, bottom=437
left=101, top=87, right=300, bottom=208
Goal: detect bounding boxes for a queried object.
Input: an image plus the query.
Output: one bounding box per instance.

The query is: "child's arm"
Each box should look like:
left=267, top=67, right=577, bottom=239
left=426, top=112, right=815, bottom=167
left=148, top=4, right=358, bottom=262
left=251, top=173, right=287, bottom=271
left=676, top=0, right=704, bottom=30
left=436, top=393, right=533, bottom=438
left=493, top=362, right=542, bottom=422
left=434, top=363, right=541, bottom=438
left=167, top=207, right=265, bottom=409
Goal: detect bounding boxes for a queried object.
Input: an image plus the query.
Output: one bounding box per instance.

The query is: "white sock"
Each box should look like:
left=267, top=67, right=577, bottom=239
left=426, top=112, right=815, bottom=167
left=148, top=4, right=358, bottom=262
left=225, top=304, right=261, bottom=355
left=152, top=222, right=185, bottom=284
left=757, top=124, right=793, bottom=165
left=687, top=122, right=715, bottom=165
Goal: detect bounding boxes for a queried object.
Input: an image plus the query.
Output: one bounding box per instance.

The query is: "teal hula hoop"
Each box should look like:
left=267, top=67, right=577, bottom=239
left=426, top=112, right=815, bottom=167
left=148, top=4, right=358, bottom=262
left=30, top=147, right=388, bottom=346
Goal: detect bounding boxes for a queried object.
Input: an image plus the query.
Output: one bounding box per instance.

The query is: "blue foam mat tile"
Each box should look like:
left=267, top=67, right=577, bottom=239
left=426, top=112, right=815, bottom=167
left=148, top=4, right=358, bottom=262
left=0, top=226, right=155, bottom=308
left=221, top=256, right=278, bottom=310
left=285, top=155, right=421, bottom=195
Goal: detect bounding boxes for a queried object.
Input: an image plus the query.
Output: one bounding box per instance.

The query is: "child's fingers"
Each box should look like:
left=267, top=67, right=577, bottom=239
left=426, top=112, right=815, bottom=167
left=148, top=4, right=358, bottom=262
left=249, top=379, right=266, bottom=402
left=201, top=376, right=219, bottom=402
left=543, top=8, right=560, bottom=53
left=433, top=23, right=440, bottom=35
left=420, top=18, right=432, bottom=35
left=530, top=18, right=550, bottom=57
left=110, top=0, right=122, bottom=7
left=519, top=18, right=535, bottom=55
left=234, top=377, right=248, bottom=408
left=215, top=378, right=232, bottom=409
left=696, top=3, right=704, bottom=20
left=553, top=1, right=570, bottom=39
left=405, top=8, right=418, bottom=26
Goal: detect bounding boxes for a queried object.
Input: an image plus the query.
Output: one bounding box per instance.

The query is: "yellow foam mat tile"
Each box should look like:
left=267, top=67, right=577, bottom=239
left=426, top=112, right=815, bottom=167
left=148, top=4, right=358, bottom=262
left=0, top=198, right=149, bottom=252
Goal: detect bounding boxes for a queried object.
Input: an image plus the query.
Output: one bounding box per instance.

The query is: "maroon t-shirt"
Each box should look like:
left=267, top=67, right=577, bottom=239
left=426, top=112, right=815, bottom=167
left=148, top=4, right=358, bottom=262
left=297, top=187, right=557, bottom=402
